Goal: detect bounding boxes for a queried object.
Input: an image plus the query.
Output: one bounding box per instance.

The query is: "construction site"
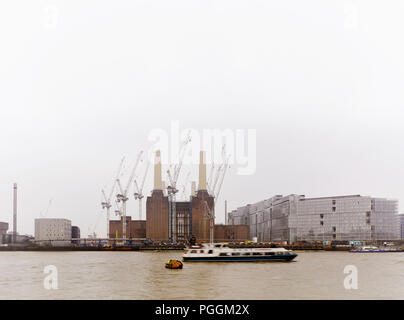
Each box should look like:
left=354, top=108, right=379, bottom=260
left=5, top=134, right=401, bottom=251
left=107, top=147, right=249, bottom=246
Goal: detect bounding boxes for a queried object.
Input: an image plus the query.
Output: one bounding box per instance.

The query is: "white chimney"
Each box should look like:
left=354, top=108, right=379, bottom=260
left=198, top=151, right=207, bottom=191
left=153, top=150, right=163, bottom=191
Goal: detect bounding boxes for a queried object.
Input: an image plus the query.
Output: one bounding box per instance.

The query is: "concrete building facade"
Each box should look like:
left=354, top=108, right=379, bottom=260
left=35, top=218, right=72, bottom=246
left=229, top=194, right=400, bottom=243
left=399, top=214, right=404, bottom=240
left=0, top=222, right=9, bottom=244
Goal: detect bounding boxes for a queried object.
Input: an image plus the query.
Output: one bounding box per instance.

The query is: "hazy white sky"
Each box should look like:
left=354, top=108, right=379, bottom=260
left=0, top=0, right=403, bottom=237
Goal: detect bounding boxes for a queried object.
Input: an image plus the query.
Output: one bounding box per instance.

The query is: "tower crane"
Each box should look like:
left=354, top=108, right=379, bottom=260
left=202, top=200, right=215, bottom=244
left=213, top=153, right=230, bottom=202
left=207, top=145, right=224, bottom=196
left=101, top=156, right=125, bottom=239
left=207, top=144, right=230, bottom=202
left=205, top=144, right=230, bottom=229
left=114, top=199, right=123, bottom=217
left=179, top=171, right=191, bottom=201
left=116, top=151, right=143, bottom=242
left=166, top=131, right=192, bottom=243
left=207, top=163, right=216, bottom=193
left=134, top=160, right=150, bottom=220
left=40, top=198, right=53, bottom=218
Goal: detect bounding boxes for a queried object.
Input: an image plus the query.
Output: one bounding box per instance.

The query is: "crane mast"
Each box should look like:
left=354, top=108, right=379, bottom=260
left=116, top=151, right=143, bottom=242
left=207, top=144, right=230, bottom=202
left=167, top=131, right=192, bottom=243
left=203, top=200, right=215, bottom=244
left=205, top=144, right=230, bottom=231
left=101, top=156, right=125, bottom=239
left=180, top=171, right=191, bottom=201
left=214, top=153, right=230, bottom=202
left=134, top=160, right=150, bottom=220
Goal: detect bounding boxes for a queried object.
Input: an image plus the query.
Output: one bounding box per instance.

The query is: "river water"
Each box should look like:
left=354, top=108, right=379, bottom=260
left=0, top=251, right=403, bottom=300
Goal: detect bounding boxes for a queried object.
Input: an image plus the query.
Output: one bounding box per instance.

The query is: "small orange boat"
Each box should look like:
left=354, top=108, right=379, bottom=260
left=165, top=260, right=183, bottom=270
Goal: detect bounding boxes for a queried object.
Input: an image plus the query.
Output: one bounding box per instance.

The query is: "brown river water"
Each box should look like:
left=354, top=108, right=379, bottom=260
left=1, top=251, right=403, bottom=300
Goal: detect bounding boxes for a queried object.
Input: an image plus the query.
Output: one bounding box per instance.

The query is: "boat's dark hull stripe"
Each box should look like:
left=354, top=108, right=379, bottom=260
left=183, top=254, right=297, bottom=262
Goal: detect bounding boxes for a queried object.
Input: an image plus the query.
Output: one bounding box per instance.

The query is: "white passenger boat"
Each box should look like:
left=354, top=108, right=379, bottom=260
left=183, top=243, right=298, bottom=262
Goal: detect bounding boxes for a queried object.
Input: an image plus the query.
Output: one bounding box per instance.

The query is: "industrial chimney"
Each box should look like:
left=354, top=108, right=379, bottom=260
left=191, top=181, right=196, bottom=196
left=153, top=150, right=163, bottom=191
left=198, top=151, right=207, bottom=191
left=13, top=183, right=17, bottom=244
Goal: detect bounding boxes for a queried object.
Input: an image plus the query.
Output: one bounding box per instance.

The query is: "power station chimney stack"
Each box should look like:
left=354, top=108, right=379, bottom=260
left=13, top=183, right=17, bottom=244
left=153, top=150, right=163, bottom=191
left=198, top=151, right=207, bottom=191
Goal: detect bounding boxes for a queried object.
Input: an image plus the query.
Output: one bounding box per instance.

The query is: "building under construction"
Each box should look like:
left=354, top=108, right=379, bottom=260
left=110, top=150, right=248, bottom=243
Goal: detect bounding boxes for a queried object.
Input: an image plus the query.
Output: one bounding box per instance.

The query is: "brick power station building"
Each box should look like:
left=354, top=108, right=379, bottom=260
left=109, top=151, right=248, bottom=243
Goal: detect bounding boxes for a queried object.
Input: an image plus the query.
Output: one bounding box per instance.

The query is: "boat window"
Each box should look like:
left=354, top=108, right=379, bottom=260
left=252, top=252, right=262, bottom=256
left=200, top=250, right=204, bottom=253
left=215, top=245, right=221, bottom=248
left=242, top=252, right=251, bottom=256
left=232, top=252, right=241, bottom=256
left=265, top=252, right=275, bottom=256
left=208, top=250, right=213, bottom=254
left=219, top=253, right=229, bottom=257
left=190, top=250, right=197, bottom=253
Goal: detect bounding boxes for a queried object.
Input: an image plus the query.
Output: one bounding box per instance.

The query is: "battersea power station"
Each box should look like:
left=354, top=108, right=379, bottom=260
left=109, top=150, right=249, bottom=243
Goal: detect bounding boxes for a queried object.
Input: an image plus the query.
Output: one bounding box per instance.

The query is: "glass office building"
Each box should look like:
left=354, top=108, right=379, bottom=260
left=228, top=194, right=400, bottom=243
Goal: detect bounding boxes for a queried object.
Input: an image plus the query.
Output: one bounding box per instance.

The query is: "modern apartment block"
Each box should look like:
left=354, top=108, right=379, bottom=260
left=35, top=218, right=72, bottom=246
left=228, top=195, right=400, bottom=243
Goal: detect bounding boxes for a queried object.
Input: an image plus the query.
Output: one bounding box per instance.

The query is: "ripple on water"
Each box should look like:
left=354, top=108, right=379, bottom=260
left=1, top=251, right=404, bottom=299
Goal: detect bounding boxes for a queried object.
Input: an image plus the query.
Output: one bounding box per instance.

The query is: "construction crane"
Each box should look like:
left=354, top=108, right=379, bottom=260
left=101, top=190, right=112, bottom=236
left=205, top=144, right=230, bottom=229
left=101, top=156, right=125, bottom=239
left=134, top=160, right=150, bottom=220
left=179, top=171, right=191, bottom=201
left=116, top=151, right=143, bottom=242
left=114, top=202, right=122, bottom=217
left=207, top=163, right=216, bottom=193
left=39, top=198, right=53, bottom=218
left=207, top=144, right=230, bottom=202
left=166, top=131, right=192, bottom=243
left=114, top=195, right=123, bottom=217
left=202, top=200, right=215, bottom=244
left=214, top=153, right=230, bottom=202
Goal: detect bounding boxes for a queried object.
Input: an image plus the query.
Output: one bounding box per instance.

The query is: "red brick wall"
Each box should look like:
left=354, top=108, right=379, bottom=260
left=146, top=190, right=170, bottom=241
left=109, top=217, right=146, bottom=239
left=191, top=190, right=215, bottom=242
left=214, top=225, right=249, bottom=242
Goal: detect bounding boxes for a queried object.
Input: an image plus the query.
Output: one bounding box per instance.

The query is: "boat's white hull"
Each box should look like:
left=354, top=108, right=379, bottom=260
left=183, top=254, right=297, bottom=262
